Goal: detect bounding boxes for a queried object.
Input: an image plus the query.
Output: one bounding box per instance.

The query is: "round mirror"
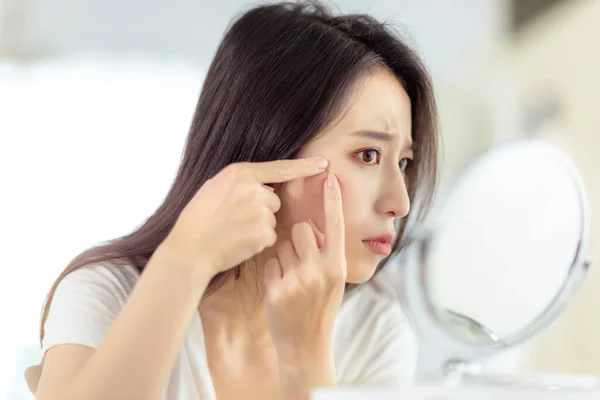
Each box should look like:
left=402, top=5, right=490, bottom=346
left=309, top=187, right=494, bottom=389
left=400, top=139, right=593, bottom=379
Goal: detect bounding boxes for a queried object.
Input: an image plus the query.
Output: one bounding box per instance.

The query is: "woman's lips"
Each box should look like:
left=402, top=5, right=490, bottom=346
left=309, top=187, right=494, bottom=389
left=362, top=233, right=394, bottom=256
left=362, top=240, right=392, bottom=255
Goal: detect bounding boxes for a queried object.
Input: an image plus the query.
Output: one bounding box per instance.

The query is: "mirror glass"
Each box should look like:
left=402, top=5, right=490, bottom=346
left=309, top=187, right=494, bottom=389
left=422, top=141, right=585, bottom=343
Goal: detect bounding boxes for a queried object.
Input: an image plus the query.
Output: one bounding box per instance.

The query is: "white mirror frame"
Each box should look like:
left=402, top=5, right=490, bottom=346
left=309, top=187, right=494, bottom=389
left=397, top=140, right=593, bottom=382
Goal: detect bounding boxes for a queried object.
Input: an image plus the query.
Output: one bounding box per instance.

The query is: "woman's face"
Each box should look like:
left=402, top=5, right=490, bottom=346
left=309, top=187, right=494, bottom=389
left=275, top=67, right=414, bottom=283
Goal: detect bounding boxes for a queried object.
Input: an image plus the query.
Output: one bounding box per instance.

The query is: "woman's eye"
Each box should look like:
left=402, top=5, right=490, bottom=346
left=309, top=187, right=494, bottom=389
left=356, top=149, right=381, bottom=165
left=399, top=158, right=412, bottom=172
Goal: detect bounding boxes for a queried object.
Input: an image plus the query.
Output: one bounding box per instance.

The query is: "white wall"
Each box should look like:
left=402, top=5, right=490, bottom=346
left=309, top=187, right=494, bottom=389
left=0, top=0, right=504, bottom=85
left=0, top=56, right=204, bottom=398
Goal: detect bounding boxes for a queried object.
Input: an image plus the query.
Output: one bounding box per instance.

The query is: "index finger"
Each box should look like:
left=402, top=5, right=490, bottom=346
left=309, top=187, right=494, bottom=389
left=323, top=173, right=345, bottom=257
left=246, top=157, right=329, bottom=183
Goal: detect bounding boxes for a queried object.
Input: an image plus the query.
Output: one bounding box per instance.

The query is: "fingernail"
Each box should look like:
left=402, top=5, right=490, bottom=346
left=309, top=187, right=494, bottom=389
left=315, top=158, right=328, bottom=170
left=326, top=173, right=338, bottom=189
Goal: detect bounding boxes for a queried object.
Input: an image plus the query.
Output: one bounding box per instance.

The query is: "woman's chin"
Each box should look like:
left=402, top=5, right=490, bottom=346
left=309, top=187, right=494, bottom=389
left=345, top=261, right=379, bottom=284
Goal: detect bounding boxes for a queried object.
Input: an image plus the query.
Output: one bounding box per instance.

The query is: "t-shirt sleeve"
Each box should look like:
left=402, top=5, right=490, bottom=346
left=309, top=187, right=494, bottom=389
left=25, top=264, right=139, bottom=393
left=333, top=285, right=417, bottom=386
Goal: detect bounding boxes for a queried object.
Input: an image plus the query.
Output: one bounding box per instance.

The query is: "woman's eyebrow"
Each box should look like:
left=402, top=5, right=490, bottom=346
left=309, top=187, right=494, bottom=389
left=351, top=130, right=413, bottom=152
left=351, top=129, right=395, bottom=142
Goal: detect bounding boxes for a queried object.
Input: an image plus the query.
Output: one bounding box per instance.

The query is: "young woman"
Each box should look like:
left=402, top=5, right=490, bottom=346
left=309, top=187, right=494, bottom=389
left=26, top=2, right=438, bottom=399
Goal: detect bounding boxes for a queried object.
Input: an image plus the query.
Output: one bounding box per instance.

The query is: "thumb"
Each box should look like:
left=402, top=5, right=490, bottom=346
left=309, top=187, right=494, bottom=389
left=306, top=218, right=325, bottom=250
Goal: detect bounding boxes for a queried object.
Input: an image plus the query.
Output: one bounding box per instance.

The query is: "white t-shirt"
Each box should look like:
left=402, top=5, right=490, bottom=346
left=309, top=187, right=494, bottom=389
left=25, top=264, right=416, bottom=399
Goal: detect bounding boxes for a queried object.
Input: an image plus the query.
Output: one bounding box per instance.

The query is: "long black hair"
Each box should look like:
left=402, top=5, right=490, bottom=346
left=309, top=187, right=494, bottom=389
left=40, top=1, right=439, bottom=343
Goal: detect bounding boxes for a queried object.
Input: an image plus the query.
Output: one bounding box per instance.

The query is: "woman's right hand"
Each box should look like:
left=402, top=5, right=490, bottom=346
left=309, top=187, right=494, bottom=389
left=161, top=157, right=329, bottom=277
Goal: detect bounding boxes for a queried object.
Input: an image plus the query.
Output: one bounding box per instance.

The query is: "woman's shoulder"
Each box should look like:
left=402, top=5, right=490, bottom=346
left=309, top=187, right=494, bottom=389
left=25, top=263, right=144, bottom=394
left=44, top=261, right=142, bottom=333
left=337, top=280, right=410, bottom=334
left=41, top=262, right=143, bottom=345
left=59, top=262, right=141, bottom=296
left=333, top=279, right=417, bottom=384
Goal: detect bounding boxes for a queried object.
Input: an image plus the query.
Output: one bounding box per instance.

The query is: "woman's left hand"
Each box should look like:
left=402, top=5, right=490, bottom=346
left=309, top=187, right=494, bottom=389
left=264, top=172, right=347, bottom=397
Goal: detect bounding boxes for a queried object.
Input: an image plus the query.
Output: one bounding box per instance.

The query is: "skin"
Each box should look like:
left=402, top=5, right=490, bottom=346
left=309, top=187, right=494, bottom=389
left=201, top=67, right=413, bottom=399
left=34, top=67, right=413, bottom=400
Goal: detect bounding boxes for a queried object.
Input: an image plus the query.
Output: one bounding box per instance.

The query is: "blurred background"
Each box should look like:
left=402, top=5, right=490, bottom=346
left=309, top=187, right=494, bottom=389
left=0, top=0, right=598, bottom=398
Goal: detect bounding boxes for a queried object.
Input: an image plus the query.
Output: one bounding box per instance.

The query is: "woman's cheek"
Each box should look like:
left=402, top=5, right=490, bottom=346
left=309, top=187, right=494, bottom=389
left=282, top=174, right=327, bottom=231
left=304, top=174, right=328, bottom=232
left=282, top=163, right=360, bottom=236
left=335, top=169, right=375, bottom=232
left=333, top=170, right=356, bottom=215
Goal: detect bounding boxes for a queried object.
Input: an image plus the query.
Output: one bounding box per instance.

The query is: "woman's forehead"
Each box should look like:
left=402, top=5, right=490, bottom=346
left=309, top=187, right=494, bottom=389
left=310, top=70, right=412, bottom=147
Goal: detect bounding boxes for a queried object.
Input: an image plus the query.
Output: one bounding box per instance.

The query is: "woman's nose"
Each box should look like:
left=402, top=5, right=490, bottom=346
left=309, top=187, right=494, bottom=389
left=376, top=175, right=411, bottom=218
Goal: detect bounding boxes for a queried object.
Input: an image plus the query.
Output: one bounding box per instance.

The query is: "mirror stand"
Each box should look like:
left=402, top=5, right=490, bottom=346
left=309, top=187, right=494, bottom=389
left=399, top=140, right=597, bottom=393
